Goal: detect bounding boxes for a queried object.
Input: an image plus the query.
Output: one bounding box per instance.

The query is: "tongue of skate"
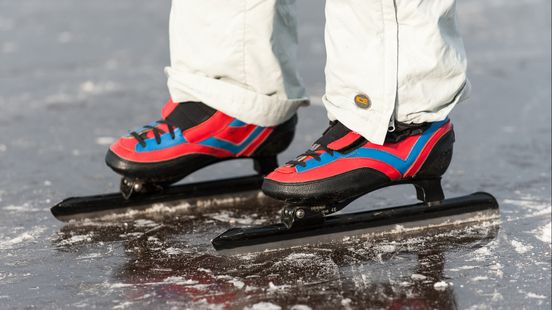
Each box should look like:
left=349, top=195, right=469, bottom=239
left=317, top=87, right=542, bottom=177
left=287, top=121, right=365, bottom=167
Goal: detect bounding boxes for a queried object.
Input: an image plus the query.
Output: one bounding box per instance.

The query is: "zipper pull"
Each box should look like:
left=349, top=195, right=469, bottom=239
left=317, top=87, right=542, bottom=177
left=388, top=113, right=396, bottom=132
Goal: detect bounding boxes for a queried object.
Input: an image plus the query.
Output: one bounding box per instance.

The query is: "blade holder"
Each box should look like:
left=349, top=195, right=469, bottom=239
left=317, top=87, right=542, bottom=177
left=281, top=204, right=342, bottom=228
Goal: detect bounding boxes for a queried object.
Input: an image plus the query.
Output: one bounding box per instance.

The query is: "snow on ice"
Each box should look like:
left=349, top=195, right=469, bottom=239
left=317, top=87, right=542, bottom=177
left=56, top=234, right=93, bottom=246
left=534, top=222, right=551, bottom=244
left=0, top=226, right=46, bottom=250
left=511, top=239, right=534, bottom=254
left=245, top=302, right=282, bottom=310
left=433, top=281, right=450, bottom=291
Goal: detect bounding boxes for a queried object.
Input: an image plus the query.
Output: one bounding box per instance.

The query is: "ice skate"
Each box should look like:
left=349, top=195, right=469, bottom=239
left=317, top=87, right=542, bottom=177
left=212, top=119, right=499, bottom=252
left=106, top=99, right=296, bottom=198
left=51, top=99, right=297, bottom=221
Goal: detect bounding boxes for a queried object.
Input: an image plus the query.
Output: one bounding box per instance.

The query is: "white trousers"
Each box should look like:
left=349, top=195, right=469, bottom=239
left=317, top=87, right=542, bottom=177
left=165, top=0, right=470, bottom=145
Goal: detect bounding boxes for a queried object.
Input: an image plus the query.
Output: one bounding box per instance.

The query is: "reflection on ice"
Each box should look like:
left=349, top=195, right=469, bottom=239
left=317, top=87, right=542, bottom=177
left=52, top=200, right=500, bottom=309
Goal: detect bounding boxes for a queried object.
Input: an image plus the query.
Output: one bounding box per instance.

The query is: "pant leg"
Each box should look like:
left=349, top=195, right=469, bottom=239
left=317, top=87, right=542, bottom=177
left=324, top=0, right=469, bottom=145
left=165, top=0, right=308, bottom=127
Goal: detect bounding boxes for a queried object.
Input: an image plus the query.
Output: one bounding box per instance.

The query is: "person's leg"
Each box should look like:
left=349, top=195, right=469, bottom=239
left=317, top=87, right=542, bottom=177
left=165, top=0, right=308, bottom=127
left=323, top=0, right=469, bottom=145
left=107, top=0, right=306, bottom=190
left=263, top=0, right=467, bottom=205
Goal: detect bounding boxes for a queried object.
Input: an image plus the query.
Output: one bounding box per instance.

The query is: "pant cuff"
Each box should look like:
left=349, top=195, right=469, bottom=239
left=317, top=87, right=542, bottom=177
left=165, top=67, right=309, bottom=127
left=323, top=94, right=393, bottom=145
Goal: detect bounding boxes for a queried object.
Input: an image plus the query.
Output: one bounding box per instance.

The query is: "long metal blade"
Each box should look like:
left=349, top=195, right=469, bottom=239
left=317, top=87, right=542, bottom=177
left=51, top=175, right=265, bottom=221
left=212, top=192, right=500, bottom=254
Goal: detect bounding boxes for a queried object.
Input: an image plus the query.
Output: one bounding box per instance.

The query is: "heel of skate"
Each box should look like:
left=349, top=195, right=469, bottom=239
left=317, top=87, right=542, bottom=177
left=253, top=156, right=278, bottom=175
left=412, top=178, right=445, bottom=206
left=120, top=178, right=169, bottom=200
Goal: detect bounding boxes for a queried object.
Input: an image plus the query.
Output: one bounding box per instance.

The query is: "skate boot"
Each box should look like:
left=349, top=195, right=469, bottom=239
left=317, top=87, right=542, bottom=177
left=106, top=99, right=297, bottom=198
left=262, top=118, right=454, bottom=206
left=214, top=119, right=499, bottom=253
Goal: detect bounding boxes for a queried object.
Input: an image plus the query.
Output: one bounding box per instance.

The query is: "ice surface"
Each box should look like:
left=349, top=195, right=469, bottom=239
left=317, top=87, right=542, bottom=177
left=535, top=222, right=552, bottom=244
left=0, top=0, right=550, bottom=309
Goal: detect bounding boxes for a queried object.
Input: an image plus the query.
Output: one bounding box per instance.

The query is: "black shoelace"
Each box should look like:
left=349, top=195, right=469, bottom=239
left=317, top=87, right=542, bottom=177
left=130, top=120, right=176, bottom=147
left=287, top=144, right=335, bottom=167
left=287, top=121, right=342, bottom=167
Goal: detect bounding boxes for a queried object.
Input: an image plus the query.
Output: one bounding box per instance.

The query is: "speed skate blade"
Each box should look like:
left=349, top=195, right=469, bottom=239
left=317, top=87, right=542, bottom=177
left=212, top=192, right=500, bottom=254
left=51, top=175, right=265, bottom=222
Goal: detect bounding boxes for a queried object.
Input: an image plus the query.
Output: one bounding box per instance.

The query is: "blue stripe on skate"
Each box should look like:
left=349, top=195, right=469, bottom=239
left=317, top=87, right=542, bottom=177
left=295, top=119, right=447, bottom=174
left=135, top=128, right=186, bottom=152
left=199, top=126, right=265, bottom=154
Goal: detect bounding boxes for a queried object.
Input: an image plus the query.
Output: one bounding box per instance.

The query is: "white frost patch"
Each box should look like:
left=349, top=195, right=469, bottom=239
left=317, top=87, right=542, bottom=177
left=290, top=305, right=312, bottom=310
left=79, top=81, right=117, bottom=95
left=245, top=302, right=282, bottom=310
left=206, top=210, right=265, bottom=225
left=57, top=234, right=93, bottom=246
left=196, top=196, right=249, bottom=209
left=504, top=197, right=552, bottom=218
left=146, top=202, right=191, bottom=214
left=471, top=276, right=488, bottom=282
left=109, top=277, right=208, bottom=290
left=163, top=276, right=198, bottom=285
left=489, top=263, right=504, bottom=278
left=467, top=245, right=494, bottom=262
left=375, top=243, right=397, bottom=253
left=284, top=253, right=317, bottom=261
left=267, top=281, right=290, bottom=292
left=448, top=265, right=477, bottom=272
left=228, top=279, right=245, bottom=289
left=486, top=290, right=504, bottom=302
left=163, top=247, right=190, bottom=255
left=238, top=252, right=260, bottom=260
left=534, top=222, right=551, bottom=244
left=341, top=298, right=352, bottom=308
left=133, top=219, right=158, bottom=228
left=91, top=202, right=191, bottom=221
left=511, top=240, right=533, bottom=254
left=215, top=275, right=233, bottom=280
left=95, top=136, right=115, bottom=146
left=77, top=253, right=103, bottom=260
left=0, top=226, right=46, bottom=250
left=3, top=204, right=40, bottom=212
left=113, top=301, right=134, bottom=309
left=527, top=292, right=546, bottom=299
left=410, top=274, right=427, bottom=281
left=45, top=81, right=119, bottom=105
left=433, top=281, right=449, bottom=291
left=118, top=232, right=142, bottom=239
left=245, top=285, right=259, bottom=292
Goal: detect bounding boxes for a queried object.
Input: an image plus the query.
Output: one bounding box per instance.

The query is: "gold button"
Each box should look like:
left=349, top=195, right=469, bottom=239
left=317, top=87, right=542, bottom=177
left=354, top=94, right=371, bottom=109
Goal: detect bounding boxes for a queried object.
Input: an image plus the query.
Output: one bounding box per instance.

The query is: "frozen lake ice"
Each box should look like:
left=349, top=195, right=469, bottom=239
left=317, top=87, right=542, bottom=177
left=0, top=0, right=550, bottom=308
